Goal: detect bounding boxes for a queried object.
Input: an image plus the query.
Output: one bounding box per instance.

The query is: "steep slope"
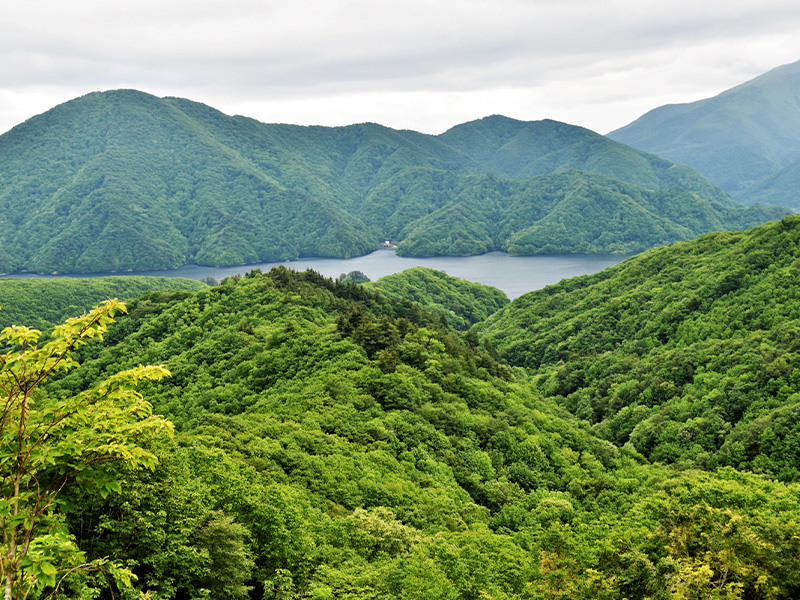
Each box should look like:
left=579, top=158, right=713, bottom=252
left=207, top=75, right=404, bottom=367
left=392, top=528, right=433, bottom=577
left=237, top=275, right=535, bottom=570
left=477, top=214, right=800, bottom=481
left=380, top=169, right=786, bottom=256
left=38, top=267, right=800, bottom=599
left=0, top=90, right=787, bottom=274
left=609, top=59, right=800, bottom=205
left=166, top=97, right=478, bottom=203
left=743, top=157, right=800, bottom=207
left=439, top=115, right=734, bottom=204
left=0, top=90, right=382, bottom=273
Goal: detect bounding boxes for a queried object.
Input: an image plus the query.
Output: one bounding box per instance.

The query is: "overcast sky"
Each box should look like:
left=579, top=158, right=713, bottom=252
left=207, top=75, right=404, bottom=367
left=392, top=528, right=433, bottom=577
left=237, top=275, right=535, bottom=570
left=2, top=0, right=799, bottom=136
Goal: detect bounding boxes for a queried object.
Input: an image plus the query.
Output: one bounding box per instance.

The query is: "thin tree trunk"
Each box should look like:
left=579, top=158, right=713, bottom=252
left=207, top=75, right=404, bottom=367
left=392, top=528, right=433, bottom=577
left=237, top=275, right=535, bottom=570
left=5, top=474, right=21, bottom=600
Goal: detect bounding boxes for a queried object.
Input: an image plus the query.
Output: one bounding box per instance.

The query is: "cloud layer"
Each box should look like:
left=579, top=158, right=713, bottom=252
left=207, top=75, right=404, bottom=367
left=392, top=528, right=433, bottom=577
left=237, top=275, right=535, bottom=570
left=2, top=0, right=800, bottom=134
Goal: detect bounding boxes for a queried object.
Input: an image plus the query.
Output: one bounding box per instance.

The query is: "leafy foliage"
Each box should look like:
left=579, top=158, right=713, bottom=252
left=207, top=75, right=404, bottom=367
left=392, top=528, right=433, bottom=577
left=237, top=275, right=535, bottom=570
left=337, top=271, right=371, bottom=284
left=367, top=267, right=509, bottom=330
left=0, top=276, right=207, bottom=331
left=35, top=266, right=800, bottom=599
left=478, top=214, right=800, bottom=480
left=0, top=299, right=172, bottom=599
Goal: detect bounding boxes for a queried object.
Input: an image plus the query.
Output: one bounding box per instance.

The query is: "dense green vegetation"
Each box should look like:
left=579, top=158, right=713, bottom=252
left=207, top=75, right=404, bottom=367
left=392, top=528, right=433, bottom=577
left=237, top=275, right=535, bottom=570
left=367, top=267, right=508, bottom=330
left=337, top=271, right=372, bottom=284
left=0, top=300, right=171, bottom=600
left=5, top=64, right=800, bottom=599
left=0, top=276, right=207, bottom=330
left=16, top=266, right=796, bottom=599
left=441, top=116, right=732, bottom=201
left=609, top=59, right=800, bottom=207
left=385, top=170, right=784, bottom=256
left=0, top=90, right=787, bottom=274
left=478, top=214, right=800, bottom=481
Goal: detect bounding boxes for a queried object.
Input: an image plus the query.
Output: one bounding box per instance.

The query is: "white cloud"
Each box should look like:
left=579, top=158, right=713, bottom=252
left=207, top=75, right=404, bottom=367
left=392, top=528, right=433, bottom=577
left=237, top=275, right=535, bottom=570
left=1, top=0, right=799, bottom=134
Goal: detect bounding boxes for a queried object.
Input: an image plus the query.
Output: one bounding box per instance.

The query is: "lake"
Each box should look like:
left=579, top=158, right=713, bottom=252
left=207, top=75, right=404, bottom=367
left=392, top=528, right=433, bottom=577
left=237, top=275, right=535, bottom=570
left=3, top=250, right=631, bottom=299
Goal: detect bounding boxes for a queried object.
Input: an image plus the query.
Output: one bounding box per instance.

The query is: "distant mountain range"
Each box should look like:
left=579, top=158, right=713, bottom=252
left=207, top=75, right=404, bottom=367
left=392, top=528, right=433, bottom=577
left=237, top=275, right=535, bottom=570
left=0, top=90, right=787, bottom=274
left=609, top=59, right=800, bottom=208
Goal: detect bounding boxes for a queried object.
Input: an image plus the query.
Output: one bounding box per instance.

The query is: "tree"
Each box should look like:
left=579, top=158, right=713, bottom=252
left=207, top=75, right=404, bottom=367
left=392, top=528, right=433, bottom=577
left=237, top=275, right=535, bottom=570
left=0, top=299, right=173, bottom=600
left=337, top=271, right=371, bottom=284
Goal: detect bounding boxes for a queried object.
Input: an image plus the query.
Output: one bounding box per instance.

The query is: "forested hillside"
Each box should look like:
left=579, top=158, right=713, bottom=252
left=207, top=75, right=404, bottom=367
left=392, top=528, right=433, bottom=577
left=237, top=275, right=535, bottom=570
left=478, top=214, right=800, bottom=481
left=381, top=169, right=782, bottom=256
left=366, top=267, right=509, bottom=329
left=441, top=115, right=732, bottom=200
left=0, top=90, right=786, bottom=274
left=609, top=59, right=800, bottom=207
left=0, top=276, right=207, bottom=330
left=21, top=267, right=799, bottom=599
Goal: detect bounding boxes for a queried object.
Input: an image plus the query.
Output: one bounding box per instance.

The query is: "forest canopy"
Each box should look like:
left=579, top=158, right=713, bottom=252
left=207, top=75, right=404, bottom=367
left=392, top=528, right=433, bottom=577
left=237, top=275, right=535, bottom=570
left=0, top=276, right=207, bottom=330
left=477, top=214, right=800, bottom=482
left=3, top=262, right=792, bottom=599
left=367, top=267, right=509, bottom=330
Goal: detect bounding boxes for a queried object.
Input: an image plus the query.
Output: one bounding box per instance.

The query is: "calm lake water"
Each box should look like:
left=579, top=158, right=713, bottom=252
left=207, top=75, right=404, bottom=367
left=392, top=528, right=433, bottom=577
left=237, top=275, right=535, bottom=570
left=4, top=250, right=631, bottom=300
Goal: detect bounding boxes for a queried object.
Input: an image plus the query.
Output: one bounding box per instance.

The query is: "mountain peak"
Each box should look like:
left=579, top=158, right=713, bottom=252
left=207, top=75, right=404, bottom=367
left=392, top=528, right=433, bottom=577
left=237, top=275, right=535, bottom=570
left=608, top=59, right=800, bottom=204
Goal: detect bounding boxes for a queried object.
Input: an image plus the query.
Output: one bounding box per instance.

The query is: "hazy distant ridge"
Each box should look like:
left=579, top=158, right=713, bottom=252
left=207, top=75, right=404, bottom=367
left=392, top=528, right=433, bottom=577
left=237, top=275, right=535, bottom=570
left=609, top=59, right=800, bottom=207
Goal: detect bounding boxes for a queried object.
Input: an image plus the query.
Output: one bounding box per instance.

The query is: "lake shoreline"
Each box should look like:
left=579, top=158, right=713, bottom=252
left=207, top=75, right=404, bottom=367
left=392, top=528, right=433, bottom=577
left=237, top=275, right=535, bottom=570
left=0, top=249, right=633, bottom=300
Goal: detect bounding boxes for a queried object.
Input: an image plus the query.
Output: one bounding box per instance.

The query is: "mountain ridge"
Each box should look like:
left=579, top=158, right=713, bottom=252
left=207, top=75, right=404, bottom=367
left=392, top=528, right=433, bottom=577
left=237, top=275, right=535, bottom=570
left=609, top=59, right=800, bottom=206
left=0, top=89, right=787, bottom=274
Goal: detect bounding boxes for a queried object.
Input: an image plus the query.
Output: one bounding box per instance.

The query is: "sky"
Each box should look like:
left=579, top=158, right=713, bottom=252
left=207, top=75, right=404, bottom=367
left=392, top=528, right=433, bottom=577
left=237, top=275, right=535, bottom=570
left=2, top=0, right=800, bottom=136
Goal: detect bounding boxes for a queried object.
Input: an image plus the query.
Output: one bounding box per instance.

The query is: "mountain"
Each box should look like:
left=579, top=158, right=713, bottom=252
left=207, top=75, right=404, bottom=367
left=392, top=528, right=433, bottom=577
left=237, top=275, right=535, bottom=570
left=477, top=214, right=800, bottom=481
left=742, top=157, right=800, bottom=207
left=441, top=115, right=732, bottom=200
left=609, top=59, right=800, bottom=206
left=0, top=90, right=786, bottom=274
left=33, top=266, right=800, bottom=599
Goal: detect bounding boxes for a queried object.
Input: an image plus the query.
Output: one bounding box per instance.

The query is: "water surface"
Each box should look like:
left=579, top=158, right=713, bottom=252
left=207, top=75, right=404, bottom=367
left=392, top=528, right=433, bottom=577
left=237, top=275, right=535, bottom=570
left=3, top=250, right=630, bottom=299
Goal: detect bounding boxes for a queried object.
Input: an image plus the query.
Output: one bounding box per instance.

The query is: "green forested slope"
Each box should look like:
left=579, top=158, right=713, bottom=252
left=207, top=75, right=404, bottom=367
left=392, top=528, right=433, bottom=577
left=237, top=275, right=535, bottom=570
left=31, top=268, right=800, bottom=599
left=0, top=276, right=207, bottom=330
left=0, top=91, right=380, bottom=273
left=439, top=115, right=735, bottom=203
left=366, top=267, right=509, bottom=330
left=384, top=169, right=784, bottom=256
left=609, top=59, right=800, bottom=206
left=0, top=90, right=786, bottom=274
left=478, top=214, right=800, bottom=481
